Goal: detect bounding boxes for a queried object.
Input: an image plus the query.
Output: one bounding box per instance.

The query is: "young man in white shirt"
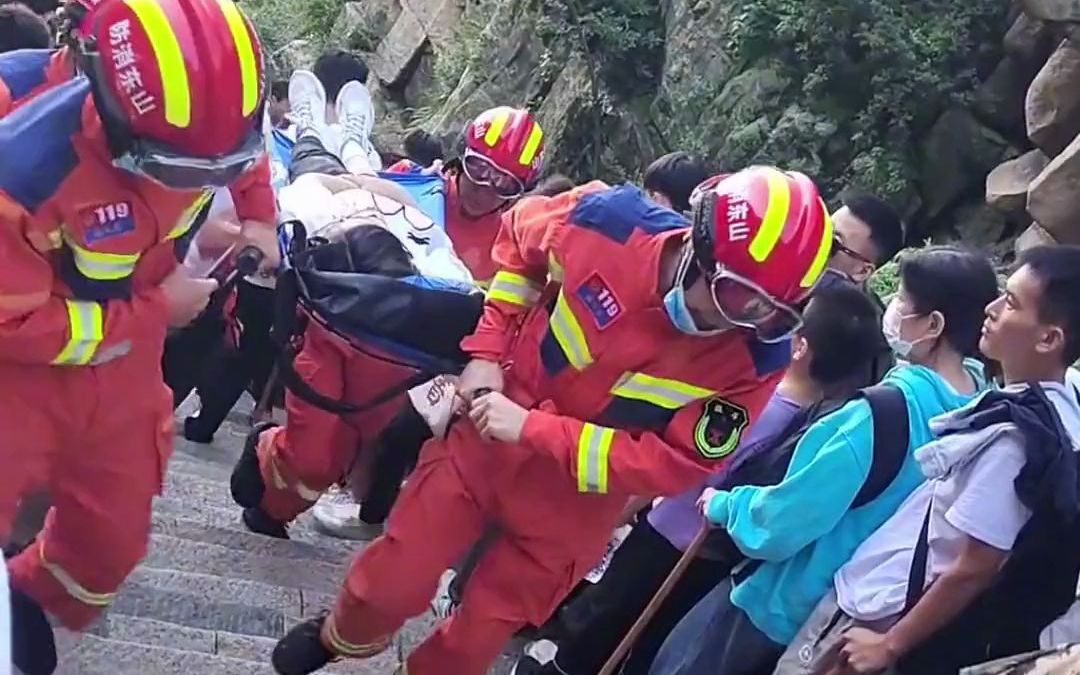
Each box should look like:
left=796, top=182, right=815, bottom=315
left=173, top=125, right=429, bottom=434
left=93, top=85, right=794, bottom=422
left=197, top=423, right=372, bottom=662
left=774, top=245, right=1080, bottom=675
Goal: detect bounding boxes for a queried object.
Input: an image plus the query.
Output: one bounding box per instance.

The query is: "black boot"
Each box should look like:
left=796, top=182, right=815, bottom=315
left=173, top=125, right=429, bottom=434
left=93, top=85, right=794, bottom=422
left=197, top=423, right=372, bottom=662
left=182, top=415, right=216, bottom=444
left=272, top=613, right=335, bottom=675
left=11, top=586, right=57, bottom=675
left=242, top=506, right=289, bottom=540
left=230, top=421, right=277, bottom=508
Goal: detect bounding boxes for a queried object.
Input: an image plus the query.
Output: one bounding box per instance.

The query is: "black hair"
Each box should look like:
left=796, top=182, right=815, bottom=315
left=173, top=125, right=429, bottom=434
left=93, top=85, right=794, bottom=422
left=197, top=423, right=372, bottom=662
left=801, top=282, right=887, bottom=391
left=315, top=225, right=416, bottom=277
left=840, top=192, right=905, bottom=266
left=1019, top=245, right=1080, bottom=365
left=270, top=80, right=289, bottom=101
left=899, top=246, right=999, bottom=359
left=0, top=2, right=50, bottom=52
left=403, top=129, right=444, bottom=167
left=313, top=49, right=369, bottom=100
left=643, top=152, right=709, bottom=214
left=8, top=0, right=55, bottom=15
left=529, top=174, right=575, bottom=197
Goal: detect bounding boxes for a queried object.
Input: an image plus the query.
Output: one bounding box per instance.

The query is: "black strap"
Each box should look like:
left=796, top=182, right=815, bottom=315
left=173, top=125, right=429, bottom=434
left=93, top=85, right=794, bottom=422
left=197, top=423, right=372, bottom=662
left=905, top=497, right=934, bottom=613
left=853, top=385, right=910, bottom=508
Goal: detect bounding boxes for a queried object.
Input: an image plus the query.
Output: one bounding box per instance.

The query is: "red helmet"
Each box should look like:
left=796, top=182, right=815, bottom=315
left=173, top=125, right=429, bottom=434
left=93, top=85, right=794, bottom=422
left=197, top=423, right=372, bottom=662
left=80, top=0, right=267, bottom=189
left=462, top=107, right=545, bottom=196
left=689, top=167, right=833, bottom=341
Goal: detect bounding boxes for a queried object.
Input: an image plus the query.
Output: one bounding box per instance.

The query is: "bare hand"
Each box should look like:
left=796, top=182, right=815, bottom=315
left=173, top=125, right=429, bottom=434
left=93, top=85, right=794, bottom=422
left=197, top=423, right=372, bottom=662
left=458, top=358, right=504, bottom=404
left=468, top=392, right=528, bottom=443
left=696, top=487, right=721, bottom=519
left=239, top=220, right=280, bottom=272
left=839, top=627, right=898, bottom=673
left=160, top=266, right=219, bottom=327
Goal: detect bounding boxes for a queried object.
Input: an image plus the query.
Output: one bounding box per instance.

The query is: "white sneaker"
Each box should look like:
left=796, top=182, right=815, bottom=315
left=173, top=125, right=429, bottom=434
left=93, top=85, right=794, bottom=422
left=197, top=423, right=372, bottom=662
left=288, top=70, right=328, bottom=139
left=311, top=486, right=384, bottom=541
left=430, top=569, right=458, bottom=619
left=335, top=81, right=381, bottom=174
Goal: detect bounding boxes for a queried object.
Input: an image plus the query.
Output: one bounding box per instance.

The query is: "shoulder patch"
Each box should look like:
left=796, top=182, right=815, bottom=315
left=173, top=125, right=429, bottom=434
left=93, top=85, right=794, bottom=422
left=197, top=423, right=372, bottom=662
left=0, top=77, right=86, bottom=213
left=80, top=201, right=135, bottom=244
left=575, top=272, right=622, bottom=329
left=570, top=183, right=688, bottom=244
left=694, top=397, right=749, bottom=459
left=0, top=49, right=53, bottom=102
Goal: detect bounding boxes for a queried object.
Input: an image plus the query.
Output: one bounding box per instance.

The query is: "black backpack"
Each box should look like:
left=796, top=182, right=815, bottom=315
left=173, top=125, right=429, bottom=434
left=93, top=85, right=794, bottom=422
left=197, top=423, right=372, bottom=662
left=703, top=385, right=911, bottom=573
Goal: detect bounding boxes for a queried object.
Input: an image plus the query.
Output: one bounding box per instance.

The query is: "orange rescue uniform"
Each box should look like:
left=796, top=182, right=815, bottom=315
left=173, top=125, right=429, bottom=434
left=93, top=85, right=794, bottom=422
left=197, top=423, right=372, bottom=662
left=319, top=182, right=790, bottom=674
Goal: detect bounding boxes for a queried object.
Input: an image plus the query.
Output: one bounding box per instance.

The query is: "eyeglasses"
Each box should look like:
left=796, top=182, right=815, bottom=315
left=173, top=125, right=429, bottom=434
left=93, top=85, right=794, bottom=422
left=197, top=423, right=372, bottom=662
left=832, top=235, right=873, bottom=266
left=461, top=150, right=525, bottom=199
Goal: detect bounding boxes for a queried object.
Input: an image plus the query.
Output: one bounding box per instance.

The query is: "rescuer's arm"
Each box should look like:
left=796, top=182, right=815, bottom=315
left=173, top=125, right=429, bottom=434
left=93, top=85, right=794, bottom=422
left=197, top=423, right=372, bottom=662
left=0, top=204, right=169, bottom=365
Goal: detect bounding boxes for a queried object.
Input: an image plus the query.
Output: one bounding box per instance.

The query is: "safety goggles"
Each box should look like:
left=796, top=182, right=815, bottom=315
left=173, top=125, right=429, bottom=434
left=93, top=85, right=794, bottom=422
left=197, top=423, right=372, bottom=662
left=676, top=245, right=802, bottom=343
left=114, top=129, right=265, bottom=191
left=461, top=150, right=525, bottom=199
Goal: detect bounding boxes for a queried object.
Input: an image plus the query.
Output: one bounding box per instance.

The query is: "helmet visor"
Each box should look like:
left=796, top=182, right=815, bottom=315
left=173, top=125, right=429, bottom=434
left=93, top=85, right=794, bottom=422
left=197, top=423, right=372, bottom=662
left=115, top=129, right=265, bottom=190
left=708, top=268, right=803, bottom=343
left=462, top=150, right=525, bottom=198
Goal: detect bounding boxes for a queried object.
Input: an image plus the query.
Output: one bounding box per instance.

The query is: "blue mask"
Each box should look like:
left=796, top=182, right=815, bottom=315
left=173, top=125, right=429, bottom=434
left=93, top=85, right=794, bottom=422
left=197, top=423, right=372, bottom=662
left=663, top=283, right=727, bottom=337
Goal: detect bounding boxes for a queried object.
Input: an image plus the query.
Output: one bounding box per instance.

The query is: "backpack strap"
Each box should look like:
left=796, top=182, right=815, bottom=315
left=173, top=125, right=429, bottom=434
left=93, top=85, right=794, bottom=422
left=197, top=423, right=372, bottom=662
left=904, top=498, right=934, bottom=613
left=852, top=384, right=911, bottom=508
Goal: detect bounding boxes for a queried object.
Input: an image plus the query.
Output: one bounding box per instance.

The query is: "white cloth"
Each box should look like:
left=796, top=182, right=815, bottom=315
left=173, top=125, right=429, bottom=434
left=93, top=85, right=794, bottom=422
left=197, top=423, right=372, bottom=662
left=406, top=374, right=458, bottom=438
left=835, top=382, right=1080, bottom=621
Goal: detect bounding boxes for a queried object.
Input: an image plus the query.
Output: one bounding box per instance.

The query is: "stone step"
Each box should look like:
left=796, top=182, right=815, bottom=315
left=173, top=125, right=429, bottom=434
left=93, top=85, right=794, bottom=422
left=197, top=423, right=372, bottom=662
left=166, top=453, right=235, bottom=483
left=55, top=633, right=277, bottom=675
left=151, top=512, right=353, bottom=565
left=143, top=533, right=346, bottom=596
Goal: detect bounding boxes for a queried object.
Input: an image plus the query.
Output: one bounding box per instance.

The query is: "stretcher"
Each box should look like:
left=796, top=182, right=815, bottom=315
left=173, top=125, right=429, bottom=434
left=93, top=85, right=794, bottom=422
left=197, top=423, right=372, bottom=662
left=272, top=220, right=485, bottom=415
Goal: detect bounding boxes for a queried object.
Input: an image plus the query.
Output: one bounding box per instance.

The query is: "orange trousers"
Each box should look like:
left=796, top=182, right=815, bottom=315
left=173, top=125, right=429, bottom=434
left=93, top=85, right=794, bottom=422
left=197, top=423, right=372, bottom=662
left=256, top=322, right=417, bottom=523
left=0, top=354, right=173, bottom=630
left=322, top=417, right=625, bottom=675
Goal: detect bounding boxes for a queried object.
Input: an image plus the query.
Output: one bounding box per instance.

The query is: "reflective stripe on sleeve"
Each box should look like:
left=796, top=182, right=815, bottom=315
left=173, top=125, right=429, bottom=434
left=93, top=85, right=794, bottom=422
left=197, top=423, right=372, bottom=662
left=63, top=233, right=139, bottom=281
left=52, top=300, right=104, bottom=366
left=550, top=291, right=593, bottom=370
left=40, top=545, right=116, bottom=607
left=610, top=372, right=716, bottom=409
left=576, top=423, right=615, bottom=494
left=486, top=270, right=542, bottom=307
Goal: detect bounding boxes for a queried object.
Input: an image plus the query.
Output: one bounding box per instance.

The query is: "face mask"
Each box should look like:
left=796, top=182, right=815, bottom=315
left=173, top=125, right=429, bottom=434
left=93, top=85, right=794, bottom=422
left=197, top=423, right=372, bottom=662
left=882, top=300, right=929, bottom=358
left=663, top=267, right=728, bottom=337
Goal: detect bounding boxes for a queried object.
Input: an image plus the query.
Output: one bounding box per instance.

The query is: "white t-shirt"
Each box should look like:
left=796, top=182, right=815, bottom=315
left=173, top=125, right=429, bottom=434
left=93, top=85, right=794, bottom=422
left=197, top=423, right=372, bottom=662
left=834, top=431, right=1031, bottom=621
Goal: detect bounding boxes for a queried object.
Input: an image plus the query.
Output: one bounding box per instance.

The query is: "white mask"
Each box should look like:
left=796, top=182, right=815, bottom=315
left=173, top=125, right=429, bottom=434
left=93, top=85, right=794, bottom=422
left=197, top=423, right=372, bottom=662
left=882, top=299, right=930, bottom=358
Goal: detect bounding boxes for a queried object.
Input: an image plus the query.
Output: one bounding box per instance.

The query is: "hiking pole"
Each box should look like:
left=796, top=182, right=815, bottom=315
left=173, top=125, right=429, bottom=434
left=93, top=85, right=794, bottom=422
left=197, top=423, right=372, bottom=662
left=597, top=522, right=710, bottom=675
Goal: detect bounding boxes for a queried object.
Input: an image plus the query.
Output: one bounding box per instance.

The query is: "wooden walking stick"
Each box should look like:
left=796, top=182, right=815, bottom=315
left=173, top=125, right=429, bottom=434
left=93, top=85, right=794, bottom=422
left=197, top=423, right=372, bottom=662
left=598, top=523, right=711, bottom=675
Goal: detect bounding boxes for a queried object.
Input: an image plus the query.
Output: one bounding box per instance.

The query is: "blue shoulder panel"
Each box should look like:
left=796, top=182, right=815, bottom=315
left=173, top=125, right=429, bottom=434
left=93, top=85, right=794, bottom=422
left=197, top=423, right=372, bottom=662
left=0, top=77, right=87, bottom=214
left=747, top=337, right=792, bottom=378
left=0, top=49, right=54, bottom=101
left=569, top=183, right=689, bottom=244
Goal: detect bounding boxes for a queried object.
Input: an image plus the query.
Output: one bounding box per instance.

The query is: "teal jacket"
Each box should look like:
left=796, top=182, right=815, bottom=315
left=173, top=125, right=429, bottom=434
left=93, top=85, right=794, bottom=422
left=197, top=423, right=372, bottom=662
left=706, top=360, right=988, bottom=645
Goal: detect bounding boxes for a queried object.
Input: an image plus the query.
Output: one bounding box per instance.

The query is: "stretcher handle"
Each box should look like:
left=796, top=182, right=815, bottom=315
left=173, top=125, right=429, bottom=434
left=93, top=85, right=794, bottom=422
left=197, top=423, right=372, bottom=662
left=206, top=246, right=265, bottom=315
left=598, top=523, right=710, bottom=675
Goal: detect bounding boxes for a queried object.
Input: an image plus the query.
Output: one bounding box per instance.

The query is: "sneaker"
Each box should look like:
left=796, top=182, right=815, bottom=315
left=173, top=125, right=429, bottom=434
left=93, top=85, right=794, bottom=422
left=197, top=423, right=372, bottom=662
left=272, top=613, right=335, bottom=675
left=312, top=487, right=385, bottom=541
left=430, top=568, right=458, bottom=619
left=288, top=70, right=328, bottom=139
left=335, top=81, right=381, bottom=174
left=510, top=640, right=560, bottom=675
left=11, top=586, right=57, bottom=675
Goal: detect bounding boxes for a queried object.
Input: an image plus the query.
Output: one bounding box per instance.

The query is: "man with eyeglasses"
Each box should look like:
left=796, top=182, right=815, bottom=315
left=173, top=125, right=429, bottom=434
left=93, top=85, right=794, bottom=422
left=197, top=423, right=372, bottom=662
left=820, top=193, right=905, bottom=289
left=270, top=167, right=834, bottom=675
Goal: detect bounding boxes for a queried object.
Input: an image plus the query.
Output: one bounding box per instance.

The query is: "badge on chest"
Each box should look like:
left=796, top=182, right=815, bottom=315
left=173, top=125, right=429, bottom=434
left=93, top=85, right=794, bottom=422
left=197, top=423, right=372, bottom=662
left=80, top=202, right=135, bottom=245
left=575, top=272, right=623, bottom=330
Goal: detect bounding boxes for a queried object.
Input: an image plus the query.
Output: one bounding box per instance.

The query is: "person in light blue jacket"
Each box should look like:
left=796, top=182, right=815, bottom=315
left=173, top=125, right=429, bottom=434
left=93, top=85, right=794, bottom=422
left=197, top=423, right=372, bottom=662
left=649, top=246, right=1000, bottom=675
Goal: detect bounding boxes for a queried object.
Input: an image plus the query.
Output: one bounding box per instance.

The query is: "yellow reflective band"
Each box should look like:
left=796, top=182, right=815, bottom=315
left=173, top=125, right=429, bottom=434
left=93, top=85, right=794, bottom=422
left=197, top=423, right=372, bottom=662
left=64, top=233, right=140, bottom=281
left=550, top=291, right=593, bottom=370
left=125, top=0, right=191, bottom=128
left=269, top=456, right=321, bottom=502
left=324, top=615, right=389, bottom=657
left=576, top=423, right=615, bottom=494
left=487, top=270, right=542, bottom=307
left=166, top=191, right=214, bottom=241
left=40, top=545, right=116, bottom=607
left=610, top=372, right=716, bottom=410
left=484, top=108, right=510, bottom=148
left=218, top=0, right=259, bottom=116
left=748, top=168, right=792, bottom=263
left=548, top=252, right=564, bottom=283
left=52, top=300, right=104, bottom=366
left=800, top=200, right=834, bottom=288
left=518, top=124, right=544, bottom=166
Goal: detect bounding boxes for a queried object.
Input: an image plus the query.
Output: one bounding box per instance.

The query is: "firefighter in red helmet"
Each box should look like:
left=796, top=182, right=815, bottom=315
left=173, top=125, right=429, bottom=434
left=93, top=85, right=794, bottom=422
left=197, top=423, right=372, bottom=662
left=271, top=166, right=834, bottom=675
left=0, top=0, right=275, bottom=672
left=443, top=106, right=544, bottom=286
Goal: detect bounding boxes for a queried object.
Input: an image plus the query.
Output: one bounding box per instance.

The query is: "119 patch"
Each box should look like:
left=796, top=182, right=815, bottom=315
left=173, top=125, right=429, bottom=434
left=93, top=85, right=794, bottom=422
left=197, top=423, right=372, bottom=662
left=81, top=201, right=135, bottom=244
left=575, top=273, right=622, bottom=330
left=694, top=397, right=749, bottom=459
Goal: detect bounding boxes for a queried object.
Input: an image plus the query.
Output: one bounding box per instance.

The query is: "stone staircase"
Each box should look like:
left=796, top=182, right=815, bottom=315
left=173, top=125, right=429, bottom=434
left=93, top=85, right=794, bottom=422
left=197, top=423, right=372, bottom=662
left=50, top=407, right=515, bottom=674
